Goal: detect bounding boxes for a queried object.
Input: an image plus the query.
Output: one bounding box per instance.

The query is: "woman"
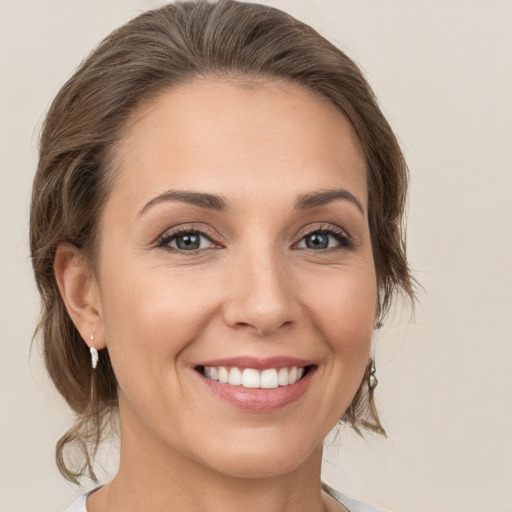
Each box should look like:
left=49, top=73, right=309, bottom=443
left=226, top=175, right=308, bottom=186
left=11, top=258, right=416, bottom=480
left=30, top=1, right=414, bottom=511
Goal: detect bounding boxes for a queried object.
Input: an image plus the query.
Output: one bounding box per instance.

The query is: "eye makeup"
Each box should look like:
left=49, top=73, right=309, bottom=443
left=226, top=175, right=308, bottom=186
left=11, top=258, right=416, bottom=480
left=155, top=222, right=355, bottom=255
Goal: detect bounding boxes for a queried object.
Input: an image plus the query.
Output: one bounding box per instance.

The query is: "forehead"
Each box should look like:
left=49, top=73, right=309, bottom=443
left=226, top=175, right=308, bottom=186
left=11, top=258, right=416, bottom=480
left=109, top=78, right=367, bottom=213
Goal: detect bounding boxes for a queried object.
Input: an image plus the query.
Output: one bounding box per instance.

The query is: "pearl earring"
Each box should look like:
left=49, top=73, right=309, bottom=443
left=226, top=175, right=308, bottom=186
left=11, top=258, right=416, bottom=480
left=90, top=335, right=98, bottom=369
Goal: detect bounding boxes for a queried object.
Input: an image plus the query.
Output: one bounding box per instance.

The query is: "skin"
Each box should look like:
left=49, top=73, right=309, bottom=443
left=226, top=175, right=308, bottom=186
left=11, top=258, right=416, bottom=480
left=55, top=79, right=378, bottom=512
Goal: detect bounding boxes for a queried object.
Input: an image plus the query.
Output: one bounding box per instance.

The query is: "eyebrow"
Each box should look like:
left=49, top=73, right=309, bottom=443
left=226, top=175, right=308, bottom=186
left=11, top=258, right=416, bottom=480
left=137, top=187, right=365, bottom=218
left=293, top=188, right=365, bottom=216
left=137, top=190, right=228, bottom=218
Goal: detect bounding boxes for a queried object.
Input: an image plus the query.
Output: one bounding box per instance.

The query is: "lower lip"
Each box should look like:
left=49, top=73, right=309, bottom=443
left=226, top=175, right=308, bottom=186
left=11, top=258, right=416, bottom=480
left=197, top=368, right=315, bottom=412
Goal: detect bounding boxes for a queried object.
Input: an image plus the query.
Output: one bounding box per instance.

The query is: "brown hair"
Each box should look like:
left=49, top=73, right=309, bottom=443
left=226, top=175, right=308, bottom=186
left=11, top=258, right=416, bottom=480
left=30, top=0, right=414, bottom=483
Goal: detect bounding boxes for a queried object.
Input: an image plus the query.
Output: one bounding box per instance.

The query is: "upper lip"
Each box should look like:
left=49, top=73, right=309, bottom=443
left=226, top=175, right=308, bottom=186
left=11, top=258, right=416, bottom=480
left=195, top=356, right=315, bottom=370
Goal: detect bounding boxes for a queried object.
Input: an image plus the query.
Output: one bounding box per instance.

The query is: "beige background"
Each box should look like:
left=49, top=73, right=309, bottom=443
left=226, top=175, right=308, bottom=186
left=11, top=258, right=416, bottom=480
left=1, top=1, right=511, bottom=511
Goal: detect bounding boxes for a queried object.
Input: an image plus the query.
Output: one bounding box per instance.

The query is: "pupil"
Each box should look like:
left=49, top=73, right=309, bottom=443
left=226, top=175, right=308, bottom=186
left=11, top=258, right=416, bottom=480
left=306, top=233, right=328, bottom=249
left=177, top=233, right=200, bottom=250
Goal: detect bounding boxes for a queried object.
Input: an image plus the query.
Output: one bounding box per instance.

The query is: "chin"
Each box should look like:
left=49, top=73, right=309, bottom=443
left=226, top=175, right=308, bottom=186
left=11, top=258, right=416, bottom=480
left=192, top=432, right=321, bottom=480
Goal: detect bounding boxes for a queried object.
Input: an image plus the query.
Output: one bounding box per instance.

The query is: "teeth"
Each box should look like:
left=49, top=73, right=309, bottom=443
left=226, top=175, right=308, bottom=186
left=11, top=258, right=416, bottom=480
left=218, top=367, right=229, bottom=384
left=260, top=369, right=278, bottom=389
left=242, top=368, right=260, bottom=388
left=202, top=366, right=307, bottom=389
left=228, top=367, right=242, bottom=386
left=278, top=367, right=289, bottom=386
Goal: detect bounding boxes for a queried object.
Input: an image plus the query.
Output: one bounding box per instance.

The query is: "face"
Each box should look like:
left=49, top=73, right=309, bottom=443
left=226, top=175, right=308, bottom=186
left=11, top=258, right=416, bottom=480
left=94, top=79, right=377, bottom=478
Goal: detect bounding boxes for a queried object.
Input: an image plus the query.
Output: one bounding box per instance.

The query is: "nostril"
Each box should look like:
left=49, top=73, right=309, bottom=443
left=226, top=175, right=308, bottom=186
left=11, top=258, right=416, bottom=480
left=233, top=319, right=295, bottom=337
left=222, top=276, right=299, bottom=336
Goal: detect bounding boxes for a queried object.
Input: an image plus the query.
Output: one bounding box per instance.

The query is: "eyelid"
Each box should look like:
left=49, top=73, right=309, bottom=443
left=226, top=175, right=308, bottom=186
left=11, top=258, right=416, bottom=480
left=154, top=222, right=354, bottom=252
left=156, top=225, right=222, bottom=251
left=293, top=224, right=354, bottom=250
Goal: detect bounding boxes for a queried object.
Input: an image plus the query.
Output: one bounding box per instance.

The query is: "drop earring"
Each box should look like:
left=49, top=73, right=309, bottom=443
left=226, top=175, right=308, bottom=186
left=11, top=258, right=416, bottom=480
left=368, top=321, right=382, bottom=391
left=368, top=359, right=377, bottom=390
left=90, top=335, right=98, bottom=369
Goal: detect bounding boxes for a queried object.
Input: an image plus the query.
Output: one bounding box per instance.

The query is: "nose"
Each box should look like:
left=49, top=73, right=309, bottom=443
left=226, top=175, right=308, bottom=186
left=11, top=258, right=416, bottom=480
left=222, top=247, right=300, bottom=337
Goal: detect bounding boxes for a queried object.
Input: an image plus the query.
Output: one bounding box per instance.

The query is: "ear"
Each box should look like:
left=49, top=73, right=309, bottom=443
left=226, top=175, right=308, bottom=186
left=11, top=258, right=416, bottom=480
left=54, top=243, right=106, bottom=350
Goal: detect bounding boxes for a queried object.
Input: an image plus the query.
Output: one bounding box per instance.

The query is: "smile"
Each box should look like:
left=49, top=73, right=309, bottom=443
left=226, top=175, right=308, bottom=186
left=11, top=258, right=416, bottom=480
left=200, top=366, right=309, bottom=389
left=194, top=357, right=316, bottom=411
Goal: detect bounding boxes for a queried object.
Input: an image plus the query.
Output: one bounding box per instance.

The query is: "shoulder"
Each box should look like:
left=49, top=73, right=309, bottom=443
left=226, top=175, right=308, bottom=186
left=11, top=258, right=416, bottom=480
left=322, top=482, right=388, bottom=512
left=64, top=494, right=87, bottom=512
left=64, top=486, right=102, bottom=512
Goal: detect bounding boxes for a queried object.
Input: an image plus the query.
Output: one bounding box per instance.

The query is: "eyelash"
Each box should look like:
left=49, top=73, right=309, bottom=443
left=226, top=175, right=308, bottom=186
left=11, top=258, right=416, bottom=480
left=157, top=227, right=220, bottom=253
left=297, top=226, right=354, bottom=251
left=156, top=225, right=354, bottom=253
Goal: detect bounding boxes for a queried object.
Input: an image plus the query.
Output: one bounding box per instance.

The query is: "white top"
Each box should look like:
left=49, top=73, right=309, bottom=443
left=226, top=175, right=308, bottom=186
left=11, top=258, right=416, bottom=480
left=65, top=483, right=386, bottom=512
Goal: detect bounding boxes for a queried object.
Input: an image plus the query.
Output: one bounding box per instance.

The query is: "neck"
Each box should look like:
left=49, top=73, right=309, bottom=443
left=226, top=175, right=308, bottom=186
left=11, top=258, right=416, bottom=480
left=88, top=403, right=330, bottom=512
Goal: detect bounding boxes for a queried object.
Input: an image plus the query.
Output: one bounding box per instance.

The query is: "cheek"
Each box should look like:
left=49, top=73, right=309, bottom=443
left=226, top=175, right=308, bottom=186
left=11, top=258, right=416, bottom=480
left=97, top=263, right=223, bottom=428
left=99, top=261, right=221, bottom=365
left=299, top=263, right=377, bottom=406
left=302, top=265, right=377, bottom=345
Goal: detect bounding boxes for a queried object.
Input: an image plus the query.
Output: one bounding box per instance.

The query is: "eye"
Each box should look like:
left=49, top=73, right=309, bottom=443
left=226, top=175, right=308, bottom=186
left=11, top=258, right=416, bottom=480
left=158, top=228, right=217, bottom=252
left=295, top=227, right=353, bottom=250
